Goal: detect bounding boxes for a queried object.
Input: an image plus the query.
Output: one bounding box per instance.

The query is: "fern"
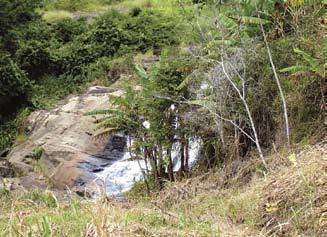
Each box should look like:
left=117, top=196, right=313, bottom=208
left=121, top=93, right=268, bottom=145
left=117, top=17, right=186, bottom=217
left=280, top=65, right=309, bottom=74
left=96, top=116, right=118, bottom=129
left=294, top=48, right=319, bottom=69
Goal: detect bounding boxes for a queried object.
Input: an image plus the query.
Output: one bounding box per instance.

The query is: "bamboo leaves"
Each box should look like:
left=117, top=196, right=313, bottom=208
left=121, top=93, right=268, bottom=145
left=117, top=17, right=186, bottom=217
left=281, top=38, right=327, bottom=77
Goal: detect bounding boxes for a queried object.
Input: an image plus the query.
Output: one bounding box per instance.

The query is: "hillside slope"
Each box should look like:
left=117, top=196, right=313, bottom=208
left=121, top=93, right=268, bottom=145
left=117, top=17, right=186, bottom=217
left=0, top=141, right=326, bottom=236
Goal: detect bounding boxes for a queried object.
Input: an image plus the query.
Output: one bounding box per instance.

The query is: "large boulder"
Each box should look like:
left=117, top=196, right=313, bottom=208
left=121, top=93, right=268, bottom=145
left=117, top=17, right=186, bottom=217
left=7, top=86, right=120, bottom=192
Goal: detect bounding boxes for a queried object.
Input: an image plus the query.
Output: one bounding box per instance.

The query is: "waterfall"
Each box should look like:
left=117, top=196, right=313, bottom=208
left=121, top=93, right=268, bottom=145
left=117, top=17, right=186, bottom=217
left=172, top=137, right=203, bottom=172
left=94, top=136, right=202, bottom=196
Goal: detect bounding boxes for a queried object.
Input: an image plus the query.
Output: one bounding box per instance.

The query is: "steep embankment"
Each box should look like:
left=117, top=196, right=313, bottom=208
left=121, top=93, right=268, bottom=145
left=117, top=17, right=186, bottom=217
left=0, top=141, right=325, bottom=236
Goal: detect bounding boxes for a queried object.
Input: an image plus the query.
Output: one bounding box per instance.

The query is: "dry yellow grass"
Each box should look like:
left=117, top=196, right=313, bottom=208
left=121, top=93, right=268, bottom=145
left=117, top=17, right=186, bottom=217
left=259, top=141, right=327, bottom=236
left=1, top=141, right=326, bottom=236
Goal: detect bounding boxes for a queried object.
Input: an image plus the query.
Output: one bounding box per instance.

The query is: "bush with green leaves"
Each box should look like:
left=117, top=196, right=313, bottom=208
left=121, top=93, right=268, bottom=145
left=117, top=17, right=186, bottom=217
left=12, top=20, right=63, bottom=79
left=16, top=40, right=54, bottom=79
left=0, top=0, right=42, bottom=37
left=0, top=120, right=16, bottom=151
left=52, top=18, right=87, bottom=43
left=87, top=49, right=196, bottom=185
left=57, top=10, right=178, bottom=80
left=82, top=56, right=133, bottom=84
left=0, top=53, right=30, bottom=120
left=85, top=10, right=178, bottom=56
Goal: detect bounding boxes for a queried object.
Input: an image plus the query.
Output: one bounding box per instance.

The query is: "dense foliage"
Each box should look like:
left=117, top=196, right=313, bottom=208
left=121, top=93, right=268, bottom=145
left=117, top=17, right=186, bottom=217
left=0, top=54, right=30, bottom=121
left=0, top=0, right=326, bottom=185
left=0, top=1, right=326, bottom=236
left=87, top=0, right=326, bottom=188
left=0, top=0, right=180, bottom=150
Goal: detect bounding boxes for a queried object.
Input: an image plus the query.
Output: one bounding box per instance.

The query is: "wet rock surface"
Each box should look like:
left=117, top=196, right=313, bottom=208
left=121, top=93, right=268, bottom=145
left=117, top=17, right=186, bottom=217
left=5, top=86, right=125, bottom=195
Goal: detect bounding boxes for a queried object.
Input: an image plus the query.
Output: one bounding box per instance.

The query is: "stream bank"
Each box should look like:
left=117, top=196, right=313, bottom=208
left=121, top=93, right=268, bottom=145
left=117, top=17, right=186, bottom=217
left=1, top=85, right=202, bottom=198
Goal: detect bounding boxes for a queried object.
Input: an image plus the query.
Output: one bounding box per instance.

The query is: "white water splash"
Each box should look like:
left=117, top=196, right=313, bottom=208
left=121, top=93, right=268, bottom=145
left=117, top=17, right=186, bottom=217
left=172, top=137, right=203, bottom=172
left=95, top=137, right=202, bottom=196
left=95, top=156, right=146, bottom=196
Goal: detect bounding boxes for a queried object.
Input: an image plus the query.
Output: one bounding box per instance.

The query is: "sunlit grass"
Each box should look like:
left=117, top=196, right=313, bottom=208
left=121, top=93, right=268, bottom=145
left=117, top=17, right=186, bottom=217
left=111, top=0, right=188, bottom=15
left=44, top=0, right=110, bottom=12
left=44, top=0, right=192, bottom=15
left=42, top=10, right=73, bottom=23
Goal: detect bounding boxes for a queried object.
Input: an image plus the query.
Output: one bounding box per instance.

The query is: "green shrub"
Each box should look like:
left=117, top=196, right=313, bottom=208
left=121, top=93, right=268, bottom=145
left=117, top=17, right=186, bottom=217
left=16, top=40, right=53, bottom=79
left=31, top=75, right=78, bottom=109
left=52, top=18, right=87, bottom=43
left=0, top=0, right=42, bottom=37
left=122, top=10, right=178, bottom=52
left=0, top=53, right=30, bottom=121
left=84, top=11, right=129, bottom=56
left=59, top=10, right=179, bottom=79
left=0, top=120, right=16, bottom=151
left=32, top=146, right=45, bottom=160
left=130, top=7, right=142, bottom=17
left=13, top=20, right=63, bottom=79
left=61, top=41, right=101, bottom=77
left=83, top=56, right=133, bottom=83
left=84, top=10, right=178, bottom=57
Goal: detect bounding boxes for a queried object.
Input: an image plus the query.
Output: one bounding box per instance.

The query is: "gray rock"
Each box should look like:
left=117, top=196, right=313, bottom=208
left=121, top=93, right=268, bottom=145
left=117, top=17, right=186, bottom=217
left=7, top=86, right=121, bottom=192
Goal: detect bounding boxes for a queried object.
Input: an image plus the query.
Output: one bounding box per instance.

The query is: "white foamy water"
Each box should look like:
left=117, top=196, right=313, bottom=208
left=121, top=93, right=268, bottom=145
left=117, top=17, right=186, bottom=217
left=95, top=156, right=146, bottom=196
left=172, top=137, right=203, bottom=171
left=95, top=137, right=202, bottom=196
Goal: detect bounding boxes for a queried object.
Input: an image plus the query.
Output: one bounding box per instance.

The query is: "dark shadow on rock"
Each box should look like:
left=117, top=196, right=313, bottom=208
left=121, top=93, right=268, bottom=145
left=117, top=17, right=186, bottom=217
left=73, top=134, right=127, bottom=197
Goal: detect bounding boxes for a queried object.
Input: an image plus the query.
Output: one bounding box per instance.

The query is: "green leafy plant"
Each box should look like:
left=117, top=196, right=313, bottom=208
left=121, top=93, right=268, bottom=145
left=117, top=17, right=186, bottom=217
left=0, top=54, right=30, bottom=121
left=281, top=38, right=327, bottom=78
left=41, top=216, right=52, bottom=237
left=32, top=146, right=45, bottom=160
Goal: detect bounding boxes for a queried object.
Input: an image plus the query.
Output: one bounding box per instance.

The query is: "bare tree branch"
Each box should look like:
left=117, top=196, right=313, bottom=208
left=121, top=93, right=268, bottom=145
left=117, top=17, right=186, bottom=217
left=259, top=18, right=290, bottom=148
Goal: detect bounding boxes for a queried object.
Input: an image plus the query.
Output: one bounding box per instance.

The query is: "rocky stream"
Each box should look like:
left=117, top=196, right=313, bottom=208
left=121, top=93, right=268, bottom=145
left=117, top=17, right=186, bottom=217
left=0, top=86, right=202, bottom=198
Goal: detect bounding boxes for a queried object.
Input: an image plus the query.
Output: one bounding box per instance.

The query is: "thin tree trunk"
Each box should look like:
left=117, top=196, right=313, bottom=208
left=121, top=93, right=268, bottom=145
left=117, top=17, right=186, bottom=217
left=179, top=138, right=185, bottom=177
left=157, top=145, right=165, bottom=178
left=150, top=148, right=159, bottom=185
left=221, top=60, right=267, bottom=168
left=260, top=22, right=290, bottom=148
left=167, top=144, right=174, bottom=182
left=185, top=138, right=189, bottom=172
left=142, top=147, right=151, bottom=195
